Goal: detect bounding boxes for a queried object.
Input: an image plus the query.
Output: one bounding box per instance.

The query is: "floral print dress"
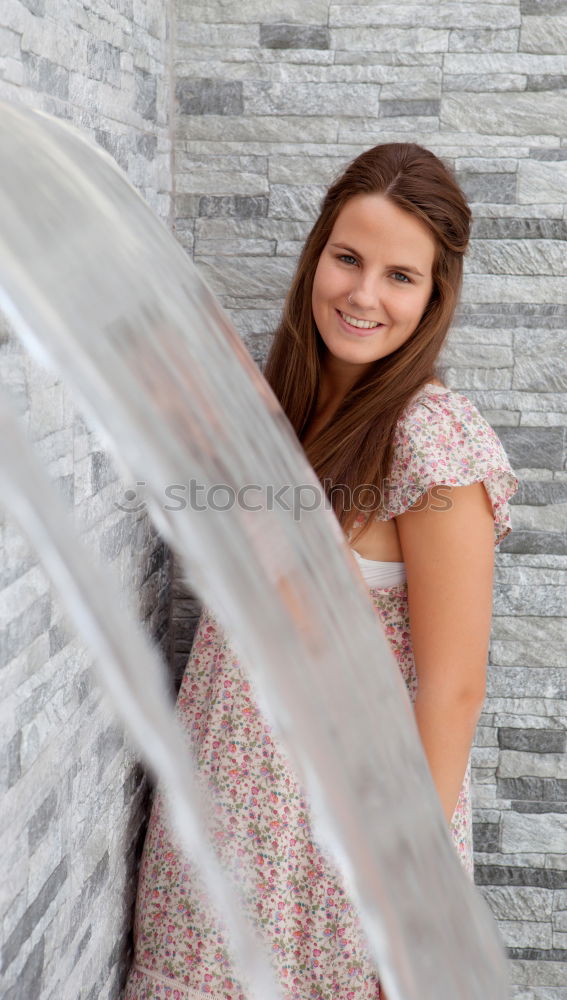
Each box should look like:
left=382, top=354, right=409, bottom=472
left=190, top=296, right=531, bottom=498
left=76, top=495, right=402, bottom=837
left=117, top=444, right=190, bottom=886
left=123, top=382, right=519, bottom=1000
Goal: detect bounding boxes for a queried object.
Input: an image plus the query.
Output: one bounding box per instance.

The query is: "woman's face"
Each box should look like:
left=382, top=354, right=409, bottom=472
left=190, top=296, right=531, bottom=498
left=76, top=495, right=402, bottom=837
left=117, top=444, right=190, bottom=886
left=311, top=193, right=436, bottom=377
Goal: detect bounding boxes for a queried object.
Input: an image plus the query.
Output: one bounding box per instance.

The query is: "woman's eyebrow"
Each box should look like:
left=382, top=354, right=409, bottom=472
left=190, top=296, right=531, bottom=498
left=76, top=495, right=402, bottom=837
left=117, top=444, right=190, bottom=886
left=329, top=243, right=425, bottom=277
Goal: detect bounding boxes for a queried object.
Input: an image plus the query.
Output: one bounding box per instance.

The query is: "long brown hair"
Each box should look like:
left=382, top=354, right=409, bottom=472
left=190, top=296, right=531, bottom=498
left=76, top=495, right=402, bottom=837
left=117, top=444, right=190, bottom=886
left=263, top=142, right=471, bottom=544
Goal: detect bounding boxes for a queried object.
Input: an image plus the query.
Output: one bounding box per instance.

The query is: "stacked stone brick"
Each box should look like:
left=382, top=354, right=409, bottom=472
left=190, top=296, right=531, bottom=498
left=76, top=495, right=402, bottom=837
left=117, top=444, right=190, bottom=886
left=0, top=2, right=174, bottom=998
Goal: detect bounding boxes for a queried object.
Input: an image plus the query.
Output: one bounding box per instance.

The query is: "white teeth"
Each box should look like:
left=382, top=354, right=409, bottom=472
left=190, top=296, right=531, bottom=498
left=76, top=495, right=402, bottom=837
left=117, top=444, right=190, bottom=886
left=339, top=311, right=381, bottom=330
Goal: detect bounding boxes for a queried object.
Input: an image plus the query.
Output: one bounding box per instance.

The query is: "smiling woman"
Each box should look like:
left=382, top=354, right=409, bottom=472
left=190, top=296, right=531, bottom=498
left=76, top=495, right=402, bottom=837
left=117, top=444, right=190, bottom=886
left=312, top=194, right=435, bottom=374
left=123, top=143, right=519, bottom=1000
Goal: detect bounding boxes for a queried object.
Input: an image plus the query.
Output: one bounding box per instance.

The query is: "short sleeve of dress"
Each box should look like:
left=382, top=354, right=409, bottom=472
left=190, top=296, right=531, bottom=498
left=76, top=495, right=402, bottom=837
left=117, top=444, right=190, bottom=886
left=382, top=386, right=519, bottom=546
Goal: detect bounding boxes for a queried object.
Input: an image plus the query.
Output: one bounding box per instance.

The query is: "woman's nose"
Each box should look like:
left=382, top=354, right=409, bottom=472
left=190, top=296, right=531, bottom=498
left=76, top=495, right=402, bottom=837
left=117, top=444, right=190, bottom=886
left=348, top=275, right=383, bottom=313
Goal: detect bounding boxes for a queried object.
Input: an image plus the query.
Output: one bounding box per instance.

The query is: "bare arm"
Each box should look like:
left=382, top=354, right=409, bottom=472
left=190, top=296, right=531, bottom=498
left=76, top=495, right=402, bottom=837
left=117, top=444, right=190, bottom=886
left=395, top=481, right=495, bottom=824
left=379, top=483, right=494, bottom=1000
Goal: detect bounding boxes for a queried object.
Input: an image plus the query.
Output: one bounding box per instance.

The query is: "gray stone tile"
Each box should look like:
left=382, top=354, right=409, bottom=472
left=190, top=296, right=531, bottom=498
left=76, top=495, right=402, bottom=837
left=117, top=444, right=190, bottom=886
left=268, top=153, right=354, bottom=186
left=444, top=73, right=527, bottom=92
left=21, top=0, right=46, bottom=13
left=175, top=193, right=201, bottom=219
left=487, top=665, right=567, bottom=700
left=198, top=195, right=269, bottom=218
left=260, top=24, right=330, bottom=50
left=530, top=148, right=567, bottom=160
left=480, top=884, right=554, bottom=921
left=134, top=67, right=157, bottom=122
left=91, top=451, right=118, bottom=493
left=471, top=217, right=567, bottom=240
left=182, top=0, right=329, bottom=24
left=96, top=723, right=124, bottom=782
left=70, top=852, right=109, bottom=928
left=483, top=615, right=561, bottom=646
left=3, top=937, right=44, bottom=1000
left=469, top=238, right=565, bottom=275
left=28, top=790, right=58, bottom=855
left=1, top=859, right=68, bottom=973
left=449, top=28, right=520, bottom=52
left=176, top=23, right=258, bottom=47
left=473, top=821, right=501, bottom=852
left=526, top=74, right=567, bottom=90
left=49, top=622, right=73, bottom=656
left=500, top=532, right=567, bottom=555
left=499, top=728, right=567, bottom=753
left=176, top=77, right=243, bottom=115
left=380, top=99, right=440, bottom=118
left=136, top=133, right=158, bottom=160
left=521, top=0, right=567, bottom=12
left=73, top=926, right=92, bottom=969
left=457, top=302, right=567, bottom=325
left=442, top=91, right=567, bottom=135
left=21, top=52, right=69, bottom=99
left=499, top=777, right=567, bottom=802
left=513, top=357, right=567, bottom=393
left=0, top=594, right=52, bottom=672
left=509, top=957, right=567, bottom=987
left=6, top=731, right=21, bottom=789
left=93, top=114, right=138, bottom=174
left=195, top=237, right=276, bottom=256
left=475, top=866, right=567, bottom=889
left=122, top=763, right=147, bottom=807
left=520, top=14, right=567, bottom=53
left=269, top=183, right=326, bottom=221
left=457, top=170, right=516, bottom=204
left=100, top=516, right=136, bottom=562
left=244, top=80, right=378, bottom=116
left=176, top=113, right=339, bottom=142
left=0, top=522, right=37, bottom=592
left=86, top=39, right=121, bottom=87
left=499, top=749, right=567, bottom=780
left=330, top=26, right=450, bottom=52
left=496, top=427, right=565, bottom=471
left=508, top=947, right=567, bottom=963
left=440, top=342, right=513, bottom=367
left=177, top=168, right=268, bottom=196
left=332, top=3, right=519, bottom=28
left=444, top=53, right=567, bottom=75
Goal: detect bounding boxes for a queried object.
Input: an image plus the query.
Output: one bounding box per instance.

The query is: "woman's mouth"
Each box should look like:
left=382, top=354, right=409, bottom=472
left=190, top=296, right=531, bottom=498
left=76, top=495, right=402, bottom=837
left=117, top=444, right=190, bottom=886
left=336, top=309, right=384, bottom=336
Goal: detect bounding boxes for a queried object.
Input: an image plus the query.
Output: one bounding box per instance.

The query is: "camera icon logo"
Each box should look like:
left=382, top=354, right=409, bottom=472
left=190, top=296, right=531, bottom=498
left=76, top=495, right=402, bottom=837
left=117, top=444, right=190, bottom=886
left=114, top=481, right=147, bottom=513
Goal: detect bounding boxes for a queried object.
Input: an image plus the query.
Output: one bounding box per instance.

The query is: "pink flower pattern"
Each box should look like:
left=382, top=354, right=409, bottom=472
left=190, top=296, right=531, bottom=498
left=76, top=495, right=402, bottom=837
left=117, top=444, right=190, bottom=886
left=123, top=384, right=519, bottom=1000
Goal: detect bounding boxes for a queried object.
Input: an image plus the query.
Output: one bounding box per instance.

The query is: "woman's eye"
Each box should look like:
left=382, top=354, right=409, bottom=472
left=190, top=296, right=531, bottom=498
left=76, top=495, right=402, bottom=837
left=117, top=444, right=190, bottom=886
left=335, top=256, right=411, bottom=281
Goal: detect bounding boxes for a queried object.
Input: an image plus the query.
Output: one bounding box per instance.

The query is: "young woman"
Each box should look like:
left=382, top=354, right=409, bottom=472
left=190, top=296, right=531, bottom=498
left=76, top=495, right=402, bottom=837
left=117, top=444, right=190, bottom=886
left=124, top=143, right=519, bottom=1000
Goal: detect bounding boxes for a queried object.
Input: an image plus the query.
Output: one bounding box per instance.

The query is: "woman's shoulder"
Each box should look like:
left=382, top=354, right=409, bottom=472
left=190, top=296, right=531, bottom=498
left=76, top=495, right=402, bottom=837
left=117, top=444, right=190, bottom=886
left=396, top=381, right=505, bottom=458
left=385, top=381, right=520, bottom=545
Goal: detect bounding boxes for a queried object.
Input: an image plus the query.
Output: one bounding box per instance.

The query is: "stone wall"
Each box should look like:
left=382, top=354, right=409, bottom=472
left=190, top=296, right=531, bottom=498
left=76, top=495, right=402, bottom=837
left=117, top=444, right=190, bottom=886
left=172, top=2, right=567, bottom=996
left=0, top=2, right=175, bottom=998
